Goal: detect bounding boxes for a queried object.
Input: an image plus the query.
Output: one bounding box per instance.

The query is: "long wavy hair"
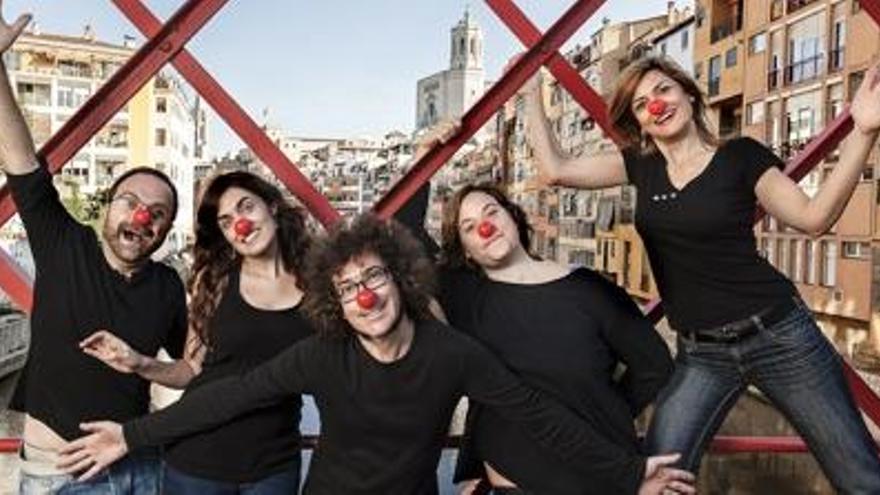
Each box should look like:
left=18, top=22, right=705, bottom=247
left=440, top=183, right=536, bottom=272
left=188, top=171, right=310, bottom=352
left=302, top=215, right=436, bottom=339
left=609, top=56, right=719, bottom=155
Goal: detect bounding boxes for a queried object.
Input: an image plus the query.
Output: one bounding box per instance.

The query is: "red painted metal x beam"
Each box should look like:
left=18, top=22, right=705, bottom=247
left=485, top=0, right=622, bottom=145
left=0, top=0, right=229, bottom=311
left=111, top=0, right=341, bottom=228
left=373, top=0, right=608, bottom=218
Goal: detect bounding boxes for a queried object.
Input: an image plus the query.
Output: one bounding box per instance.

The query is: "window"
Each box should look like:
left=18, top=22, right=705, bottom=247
left=767, top=237, right=777, bottom=264
left=660, top=42, right=667, bottom=55
left=849, top=70, right=865, bottom=100
left=789, top=239, right=801, bottom=282
left=777, top=239, right=788, bottom=275
left=746, top=101, right=765, bottom=125
left=842, top=241, right=870, bottom=259
left=16, top=82, right=51, bottom=106
left=805, top=240, right=816, bottom=284
left=831, top=19, right=846, bottom=71
left=820, top=241, right=837, bottom=286
left=725, top=47, right=738, bottom=67
left=759, top=238, right=769, bottom=258
left=155, top=128, right=167, bottom=147
left=828, top=83, right=845, bottom=121
left=749, top=33, right=767, bottom=54
left=708, top=56, right=721, bottom=96
left=156, top=97, right=167, bottom=113
left=56, top=85, right=89, bottom=109
left=681, top=29, right=689, bottom=49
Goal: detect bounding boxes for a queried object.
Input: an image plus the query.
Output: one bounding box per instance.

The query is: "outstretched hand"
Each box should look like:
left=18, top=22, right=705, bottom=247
left=851, top=64, right=880, bottom=135
left=80, top=330, right=145, bottom=374
left=639, top=453, right=697, bottom=495
left=413, top=119, right=460, bottom=162
left=0, top=1, right=31, bottom=54
left=57, top=421, right=128, bottom=482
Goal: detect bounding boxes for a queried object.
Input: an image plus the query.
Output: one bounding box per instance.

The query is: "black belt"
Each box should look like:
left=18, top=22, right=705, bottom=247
left=680, top=298, right=798, bottom=344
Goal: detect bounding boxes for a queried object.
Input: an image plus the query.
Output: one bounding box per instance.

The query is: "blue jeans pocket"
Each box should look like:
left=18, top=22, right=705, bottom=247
left=760, top=305, right=820, bottom=347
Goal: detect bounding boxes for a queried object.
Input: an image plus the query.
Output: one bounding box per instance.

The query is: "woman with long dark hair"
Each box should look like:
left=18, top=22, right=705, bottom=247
left=523, top=56, right=880, bottom=491
left=79, top=171, right=312, bottom=493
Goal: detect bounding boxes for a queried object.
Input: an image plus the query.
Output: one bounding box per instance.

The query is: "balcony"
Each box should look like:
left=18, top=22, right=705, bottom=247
left=785, top=55, right=824, bottom=86
left=58, top=63, right=93, bottom=79
left=710, top=19, right=739, bottom=43
left=787, top=0, right=820, bottom=15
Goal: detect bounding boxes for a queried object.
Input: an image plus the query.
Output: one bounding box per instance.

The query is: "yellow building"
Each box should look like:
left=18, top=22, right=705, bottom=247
left=4, top=25, right=207, bottom=252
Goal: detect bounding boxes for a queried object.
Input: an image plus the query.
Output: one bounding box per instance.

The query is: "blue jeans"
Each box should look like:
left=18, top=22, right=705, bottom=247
left=163, top=461, right=301, bottom=495
left=18, top=449, right=161, bottom=494
left=646, top=300, right=880, bottom=494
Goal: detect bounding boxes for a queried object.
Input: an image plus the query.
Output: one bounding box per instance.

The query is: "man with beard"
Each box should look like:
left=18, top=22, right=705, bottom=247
left=0, top=6, right=187, bottom=493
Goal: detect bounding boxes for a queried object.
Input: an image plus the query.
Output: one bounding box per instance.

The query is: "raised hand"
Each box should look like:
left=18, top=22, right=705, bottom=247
left=851, top=64, right=880, bottom=135
left=638, top=453, right=697, bottom=495
left=57, top=421, right=128, bottom=482
left=413, top=119, right=460, bottom=162
left=80, top=330, right=145, bottom=374
left=0, top=1, right=31, bottom=54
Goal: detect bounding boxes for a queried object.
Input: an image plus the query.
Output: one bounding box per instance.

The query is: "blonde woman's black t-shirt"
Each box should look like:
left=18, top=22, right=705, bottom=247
left=622, top=137, right=797, bottom=332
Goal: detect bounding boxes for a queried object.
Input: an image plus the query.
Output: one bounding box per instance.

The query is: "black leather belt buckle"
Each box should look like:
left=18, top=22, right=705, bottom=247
left=683, top=298, right=799, bottom=344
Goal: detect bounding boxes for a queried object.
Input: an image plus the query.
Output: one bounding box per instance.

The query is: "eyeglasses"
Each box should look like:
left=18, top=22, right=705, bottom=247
left=111, top=192, right=171, bottom=223
left=335, top=266, right=391, bottom=303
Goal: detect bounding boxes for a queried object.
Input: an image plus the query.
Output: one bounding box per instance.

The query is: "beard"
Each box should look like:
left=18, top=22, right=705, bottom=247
left=102, top=221, right=162, bottom=265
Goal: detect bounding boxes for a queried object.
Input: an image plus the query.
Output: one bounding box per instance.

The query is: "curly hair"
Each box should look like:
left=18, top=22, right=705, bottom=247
left=189, top=171, right=310, bottom=352
left=303, top=214, right=436, bottom=339
left=440, top=183, right=536, bottom=272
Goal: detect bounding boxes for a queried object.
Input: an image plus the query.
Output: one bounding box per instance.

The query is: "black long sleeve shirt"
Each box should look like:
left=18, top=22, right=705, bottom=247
left=394, top=184, right=672, bottom=494
left=124, top=320, right=645, bottom=494
left=441, top=268, right=673, bottom=494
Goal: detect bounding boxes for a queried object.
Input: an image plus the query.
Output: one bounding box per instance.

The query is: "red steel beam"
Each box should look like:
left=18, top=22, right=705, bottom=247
left=0, top=247, right=32, bottom=310
left=485, top=0, right=622, bottom=145
left=112, top=0, right=341, bottom=227
left=0, top=0, right=229, bottom=310
left=5, top=433, right=876, bottom=455
left=373, top=0, right=608, bottom=218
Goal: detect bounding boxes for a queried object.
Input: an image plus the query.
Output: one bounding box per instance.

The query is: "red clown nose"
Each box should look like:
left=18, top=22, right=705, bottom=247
left=356, top=289, right=378, bottom=309
left=477, top=221, right=496, bottom=239
left=647, top=99, right=667, bottom=116
left=132, top=207, right=152, bottom=227
left=233, top=218, right=254, bottom=237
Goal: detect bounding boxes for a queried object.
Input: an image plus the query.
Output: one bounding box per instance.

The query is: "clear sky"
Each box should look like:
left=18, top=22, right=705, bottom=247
left=6, top=0, right=691, bottom=156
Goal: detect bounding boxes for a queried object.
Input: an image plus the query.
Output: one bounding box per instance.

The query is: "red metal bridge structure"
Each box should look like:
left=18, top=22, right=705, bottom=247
left=1, top=0, right=880, bottom=474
